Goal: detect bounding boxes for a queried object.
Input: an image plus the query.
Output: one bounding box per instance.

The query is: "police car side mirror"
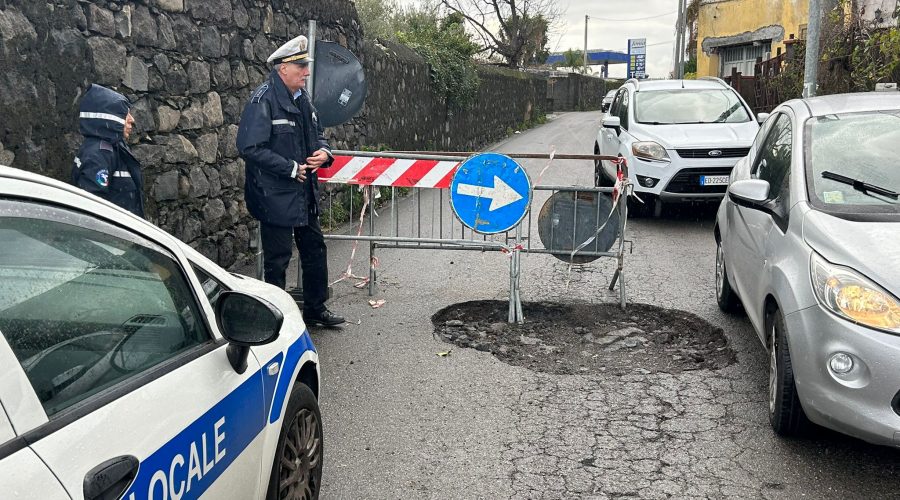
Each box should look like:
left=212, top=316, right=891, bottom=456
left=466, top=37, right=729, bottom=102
left=216, top=292, right=283, bottom=374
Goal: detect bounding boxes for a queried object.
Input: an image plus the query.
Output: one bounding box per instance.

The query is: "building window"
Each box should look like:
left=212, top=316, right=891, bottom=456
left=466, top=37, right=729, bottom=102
left=719, top=42, right=772, bottom=77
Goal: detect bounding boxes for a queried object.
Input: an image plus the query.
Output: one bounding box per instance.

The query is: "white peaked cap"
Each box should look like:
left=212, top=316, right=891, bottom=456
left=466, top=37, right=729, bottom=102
left=267, top=35, right=314, bottom=64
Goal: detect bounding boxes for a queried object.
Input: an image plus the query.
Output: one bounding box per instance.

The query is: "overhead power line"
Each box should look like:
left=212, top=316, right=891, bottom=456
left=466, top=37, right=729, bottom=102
left=587, top=11, right=677, bottom=22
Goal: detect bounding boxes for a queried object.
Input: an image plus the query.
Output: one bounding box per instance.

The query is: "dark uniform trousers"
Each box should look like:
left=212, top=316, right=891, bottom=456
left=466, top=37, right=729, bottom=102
left=261, top=206, right=328, bottom=314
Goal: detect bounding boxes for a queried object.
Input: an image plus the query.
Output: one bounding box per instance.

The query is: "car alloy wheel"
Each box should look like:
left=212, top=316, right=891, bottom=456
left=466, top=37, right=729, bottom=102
left=278, top=407, right=321, bottom=499
left=768, top=330, right=778, bottom=415
left=715, top=240, right=740, bottom=312
left=716, top=243, right=726, bottom=300
left=268, top=383, right=323, bottom=500
left=767, top=308, right=809, bottom=436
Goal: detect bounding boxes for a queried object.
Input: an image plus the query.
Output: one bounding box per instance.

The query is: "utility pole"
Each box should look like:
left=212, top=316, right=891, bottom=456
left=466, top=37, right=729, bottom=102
left=674, top=0, right=686, bottom=78
left=584, top=15, right=589, bottom=73
left=803, top=0, right=822, bottom=97
left=803, top=0, right=839, bottom=96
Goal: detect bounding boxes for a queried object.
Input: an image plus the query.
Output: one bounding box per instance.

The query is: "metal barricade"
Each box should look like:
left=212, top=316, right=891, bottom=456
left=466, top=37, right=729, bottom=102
left=311, top=150, right=631, bottom=323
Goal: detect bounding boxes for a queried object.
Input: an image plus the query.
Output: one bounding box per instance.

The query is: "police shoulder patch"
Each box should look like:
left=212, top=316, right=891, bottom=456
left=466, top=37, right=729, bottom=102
left=251, top=83, right=270, bottom=103
left=95, top=169, right=110, bottom=188
left=98, top=141, right=114, bottom=152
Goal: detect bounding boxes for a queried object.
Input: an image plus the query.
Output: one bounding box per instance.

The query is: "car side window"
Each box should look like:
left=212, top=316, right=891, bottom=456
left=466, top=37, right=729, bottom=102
left=0, top=199, right=211, bottom=417
left=609, top=91, right=623, bottom=118
left=752, top=113, right=793, bottom=216
left=617, top=90, right=630, bottom=130
left=746, top=114, right=775, bottom=167
left=192, top=264, right=229, bottom=309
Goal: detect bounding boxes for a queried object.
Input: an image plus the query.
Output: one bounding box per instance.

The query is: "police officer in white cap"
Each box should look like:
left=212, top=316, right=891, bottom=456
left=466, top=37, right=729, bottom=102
left=237, top=34, right=345, bottom=327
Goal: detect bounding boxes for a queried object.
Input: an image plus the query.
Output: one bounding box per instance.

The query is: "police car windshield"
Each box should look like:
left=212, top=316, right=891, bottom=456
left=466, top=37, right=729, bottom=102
left=634, top=89, right=751, bottom=125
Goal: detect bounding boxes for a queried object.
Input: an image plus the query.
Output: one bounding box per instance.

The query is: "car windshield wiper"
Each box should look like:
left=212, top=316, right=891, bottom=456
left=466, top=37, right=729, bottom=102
left=714, top=101, right=742, bottom=123
left=821, top=171, right=899, bottom=200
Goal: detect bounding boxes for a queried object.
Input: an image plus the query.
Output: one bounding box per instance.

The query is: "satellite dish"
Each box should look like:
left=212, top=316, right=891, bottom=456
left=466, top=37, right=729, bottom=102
left=312, top=41, right=367, bottom=127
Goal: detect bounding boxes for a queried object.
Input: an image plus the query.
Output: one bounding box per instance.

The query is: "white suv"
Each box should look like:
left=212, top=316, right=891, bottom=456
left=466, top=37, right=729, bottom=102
left=594, top=78, right=762, bottom=216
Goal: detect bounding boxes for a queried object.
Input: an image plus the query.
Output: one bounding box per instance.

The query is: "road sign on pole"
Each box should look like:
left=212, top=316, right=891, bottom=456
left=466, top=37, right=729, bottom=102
left=627, top=38, right=646, bottom=79
left=450, top=153, right=532, bottom=234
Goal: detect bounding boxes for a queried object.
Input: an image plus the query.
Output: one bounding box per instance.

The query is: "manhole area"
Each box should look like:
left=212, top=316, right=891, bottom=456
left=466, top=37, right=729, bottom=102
left=431, top=300, right=737, bottom=376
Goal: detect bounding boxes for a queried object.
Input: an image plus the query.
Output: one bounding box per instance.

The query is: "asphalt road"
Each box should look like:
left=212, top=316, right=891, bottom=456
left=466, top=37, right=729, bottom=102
left=299, top=111, right=900, bottom=498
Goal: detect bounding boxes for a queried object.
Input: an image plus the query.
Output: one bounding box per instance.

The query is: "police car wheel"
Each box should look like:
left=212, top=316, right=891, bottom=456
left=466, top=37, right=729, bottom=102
left=267, top=383, right=323, bottom=500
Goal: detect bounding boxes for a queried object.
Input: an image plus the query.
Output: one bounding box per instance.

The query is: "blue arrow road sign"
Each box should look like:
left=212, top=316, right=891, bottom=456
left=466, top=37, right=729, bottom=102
left=450, top=153, right=532, bottom=234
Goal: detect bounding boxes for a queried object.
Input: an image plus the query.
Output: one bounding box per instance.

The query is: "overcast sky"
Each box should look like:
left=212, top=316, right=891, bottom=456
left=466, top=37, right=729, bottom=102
left=550, top=0, right=679, bottom=78
left=395, top=0, right=680, bottom=78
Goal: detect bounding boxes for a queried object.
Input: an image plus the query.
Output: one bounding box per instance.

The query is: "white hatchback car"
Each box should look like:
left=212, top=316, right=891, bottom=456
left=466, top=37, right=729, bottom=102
left=0, top=166, right=323, bottom=499
left=595, top=78, right=761, bottom=216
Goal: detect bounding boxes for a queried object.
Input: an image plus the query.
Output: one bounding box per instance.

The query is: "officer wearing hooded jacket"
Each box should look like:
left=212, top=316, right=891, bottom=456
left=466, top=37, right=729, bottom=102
left=71, top=84, right=144, bottom=217
left=237, top=34, right=345, bottom=327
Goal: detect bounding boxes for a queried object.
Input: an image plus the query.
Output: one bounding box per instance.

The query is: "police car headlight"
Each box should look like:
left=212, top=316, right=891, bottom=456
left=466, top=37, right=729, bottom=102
left=811, top=253, right=900, bottom=333
left=632, top=142, right=670, bottom=162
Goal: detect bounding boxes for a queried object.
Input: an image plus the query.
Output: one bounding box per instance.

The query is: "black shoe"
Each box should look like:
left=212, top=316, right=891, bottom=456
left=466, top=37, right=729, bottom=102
left=304, top=308, right=346, bottom=327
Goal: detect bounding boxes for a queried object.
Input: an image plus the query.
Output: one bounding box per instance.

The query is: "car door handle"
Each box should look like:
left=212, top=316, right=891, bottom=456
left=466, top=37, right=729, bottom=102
left=83, top=455, right=139, bottom=500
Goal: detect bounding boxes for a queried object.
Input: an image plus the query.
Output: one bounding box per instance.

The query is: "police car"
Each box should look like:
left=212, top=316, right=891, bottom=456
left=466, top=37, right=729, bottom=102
left=0, top=166, right=322, bottom=499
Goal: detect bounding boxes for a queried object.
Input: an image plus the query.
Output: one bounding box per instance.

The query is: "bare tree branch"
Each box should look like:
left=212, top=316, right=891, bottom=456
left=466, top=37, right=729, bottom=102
left=441, top=0, right=559, bottom=67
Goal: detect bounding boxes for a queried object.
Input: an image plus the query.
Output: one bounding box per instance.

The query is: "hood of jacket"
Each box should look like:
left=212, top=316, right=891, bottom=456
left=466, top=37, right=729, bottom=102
left=79, top=84, right=130, bottom=143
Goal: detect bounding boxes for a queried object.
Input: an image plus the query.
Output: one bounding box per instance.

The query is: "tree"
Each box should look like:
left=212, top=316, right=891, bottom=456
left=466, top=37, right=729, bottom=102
left=522, top=14, right=551, bottom=65
left=557, top=48, right=587, bottom=74
left=355, top=0, right=402, bottom=41
left=354, top=0, right=482, bottom=107
left=685, top=0, right=700, bottom=62
left=439, top=0, right=562, bottom=67
left=399, top=9, right=482, bottom=107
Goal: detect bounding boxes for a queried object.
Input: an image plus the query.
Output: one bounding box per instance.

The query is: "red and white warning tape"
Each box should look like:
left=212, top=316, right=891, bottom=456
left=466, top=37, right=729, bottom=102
left=565, top=157, right=632, bottom=289
left=330, top=186, right=374, bottom=288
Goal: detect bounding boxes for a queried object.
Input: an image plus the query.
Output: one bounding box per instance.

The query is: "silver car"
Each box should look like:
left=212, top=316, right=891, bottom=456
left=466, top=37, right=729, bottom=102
left=714, top=91, right=900, bottom=446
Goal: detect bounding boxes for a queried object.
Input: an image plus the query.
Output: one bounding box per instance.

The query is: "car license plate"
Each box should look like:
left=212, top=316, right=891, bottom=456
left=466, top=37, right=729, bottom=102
left=700, top=175, right=730, bottom=186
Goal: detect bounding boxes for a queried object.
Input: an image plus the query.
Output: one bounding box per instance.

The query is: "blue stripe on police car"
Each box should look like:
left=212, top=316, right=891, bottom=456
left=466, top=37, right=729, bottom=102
left=268, top=330, right=316, bottom=424
left=121, top=330, right=315, bottom=500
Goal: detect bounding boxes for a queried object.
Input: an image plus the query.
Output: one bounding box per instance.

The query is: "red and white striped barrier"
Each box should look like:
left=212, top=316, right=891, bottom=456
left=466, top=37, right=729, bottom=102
left=317, top=155, right=461, bottom=188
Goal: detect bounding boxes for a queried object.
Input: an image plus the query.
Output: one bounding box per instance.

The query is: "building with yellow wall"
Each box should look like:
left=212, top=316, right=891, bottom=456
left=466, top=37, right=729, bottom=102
left=696, top=0, right=810, bottom=77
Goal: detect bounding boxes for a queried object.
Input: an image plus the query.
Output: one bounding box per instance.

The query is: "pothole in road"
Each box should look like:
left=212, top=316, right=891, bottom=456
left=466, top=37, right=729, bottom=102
left=431, top=300, right=737, bottom=376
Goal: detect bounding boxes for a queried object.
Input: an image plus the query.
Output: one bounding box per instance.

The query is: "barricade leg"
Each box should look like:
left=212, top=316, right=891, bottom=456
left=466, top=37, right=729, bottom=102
left=508, top=226, right=524, bottom=324
left=515, top=227, right=524, bottom=322
left=368, top=185, right=376, bottom=296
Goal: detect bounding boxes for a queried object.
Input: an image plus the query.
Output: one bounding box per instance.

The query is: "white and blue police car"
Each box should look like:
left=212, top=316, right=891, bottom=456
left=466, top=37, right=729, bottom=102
left=0, top=166, right=322, bottom=499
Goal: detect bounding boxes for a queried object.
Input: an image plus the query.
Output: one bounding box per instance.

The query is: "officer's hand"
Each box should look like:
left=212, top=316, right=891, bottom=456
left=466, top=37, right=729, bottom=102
left=296, top=165, right=308, bottom=182
left=305, top=149, right=329, bottom=171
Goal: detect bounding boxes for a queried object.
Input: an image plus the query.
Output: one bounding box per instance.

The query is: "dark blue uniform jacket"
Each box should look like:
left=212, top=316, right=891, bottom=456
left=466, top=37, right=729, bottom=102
left=237, top=69, right=333, bottom=228
left=70, top=84, right=144, bottom=217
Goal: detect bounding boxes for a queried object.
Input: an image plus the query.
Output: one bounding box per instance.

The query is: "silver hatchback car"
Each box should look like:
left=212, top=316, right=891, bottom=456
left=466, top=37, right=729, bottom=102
left=714, top=92, right=900, bottom=446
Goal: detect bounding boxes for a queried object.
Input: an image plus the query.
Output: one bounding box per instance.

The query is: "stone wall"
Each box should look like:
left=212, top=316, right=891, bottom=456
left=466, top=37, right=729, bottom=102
left=546, top=73, right=609, bottom=111
left=352, top=40, right=547, bottom=152
left=0, top=0, right=548, bottom=269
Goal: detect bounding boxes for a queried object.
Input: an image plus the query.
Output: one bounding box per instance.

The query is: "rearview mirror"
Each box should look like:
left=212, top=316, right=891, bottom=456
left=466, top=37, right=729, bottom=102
left=602, top=116, right=621, bottom=131
left=216, top=292, right=283, bottom=374
left=216, top=291, right=282, bottom=345
left=728, top=179, right=770, bottom=206
left=756, top=113, right=770, bottom=124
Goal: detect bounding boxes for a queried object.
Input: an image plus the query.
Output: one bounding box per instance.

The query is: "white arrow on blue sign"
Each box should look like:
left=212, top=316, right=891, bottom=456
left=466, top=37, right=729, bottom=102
left=450, top=152, right=532, bottom=234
